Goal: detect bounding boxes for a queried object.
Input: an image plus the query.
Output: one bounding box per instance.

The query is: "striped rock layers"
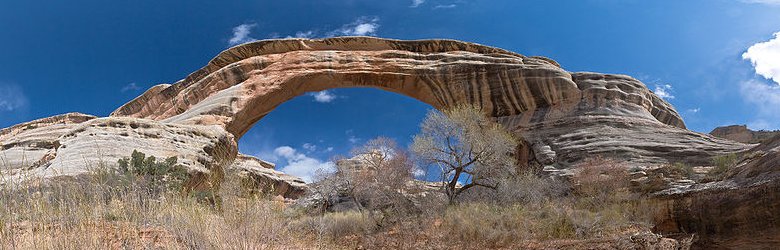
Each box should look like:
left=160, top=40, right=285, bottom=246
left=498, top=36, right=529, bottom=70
left=111, top=37, right=747, bottom=168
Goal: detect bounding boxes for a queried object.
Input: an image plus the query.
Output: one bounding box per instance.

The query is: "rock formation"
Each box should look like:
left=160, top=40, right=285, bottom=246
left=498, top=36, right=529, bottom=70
left=228, top=154, right=307, bottom=199
left=0, top=37, right=775, bottom=248
left=108, top=37, right=747, bottom=169
left=710, top=124, right=780, bottom=144
left=652, top=135, right=780, bottom=248
left=2, top=37, right=751, bottom=188
left=1, top=114, right=236, bottom=191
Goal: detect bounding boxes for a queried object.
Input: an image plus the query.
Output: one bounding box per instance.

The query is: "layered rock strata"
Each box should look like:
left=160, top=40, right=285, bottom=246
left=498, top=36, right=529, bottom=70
left=109, top=37, right=747, bottom=168
left=652, top=136, right=780, bottom=249
left=228, top=154, right=307, bottom=199
left=710, top=124, right=780, bottom=144
left=1, top=115, right=236, bottom=190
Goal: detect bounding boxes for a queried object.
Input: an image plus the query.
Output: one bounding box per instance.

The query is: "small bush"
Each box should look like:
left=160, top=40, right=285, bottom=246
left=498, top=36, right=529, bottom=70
left=669, top=162, right=695, bottom=179
left=461, top=172, right=569, bottom=206
left=295, top=211, right=375, bottom=240
left=117, top=150, right=189, bottom=193
left=573, top=157, right=630, bottom=208
left=708, top=153, right=739, bottom=180
left=442, top=202, right=581, bottom=247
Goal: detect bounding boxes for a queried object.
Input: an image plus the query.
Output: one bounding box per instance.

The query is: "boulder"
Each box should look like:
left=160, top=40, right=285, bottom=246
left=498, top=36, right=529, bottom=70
left=228, top=154, right=307, bottom=199
left=1, top=115, right=237, bottom=191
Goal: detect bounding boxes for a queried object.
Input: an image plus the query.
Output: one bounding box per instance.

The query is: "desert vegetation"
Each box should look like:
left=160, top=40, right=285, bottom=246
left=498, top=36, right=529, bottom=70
left=0, top=105, right=669, bottom=249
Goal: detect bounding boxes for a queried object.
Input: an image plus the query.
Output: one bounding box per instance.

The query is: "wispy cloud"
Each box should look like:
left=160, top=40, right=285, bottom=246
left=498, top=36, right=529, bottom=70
left=309, top=90, right=338, bottom=103
left=228, top=23, right=258, bottom=46
left=121, top=82, right=141, bottom=92
left=743, top=32, right=780, bottom=85
left=740, top=79, right=780, bottom=130
left=289, top=30, right=315, bottom=39
left=410, top=0, right=426, bottom=7
left=345, top=130, right=361, bottom=144
left=687, top=108, right=701, bottom=113
left=434, top=4, right=457, bottom=9
left=271, top=146, right=335, bottom=183
left=327, top=16, right=380, bottom=37
left=740, top=0, right=780, bottom=5
left=302, top=143, right=317, bottom=152
left=0, top=84, right=28, bottom=112
left=228, top=17, right=381, bottom=46
left=653, top=84, right=675, bottom=100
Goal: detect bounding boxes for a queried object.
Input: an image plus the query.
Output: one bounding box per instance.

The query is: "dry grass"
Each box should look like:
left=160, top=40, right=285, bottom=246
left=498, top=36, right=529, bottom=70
left=0, top=168, right=325, bottom=249
left=1, top=156, right=658, bottom=249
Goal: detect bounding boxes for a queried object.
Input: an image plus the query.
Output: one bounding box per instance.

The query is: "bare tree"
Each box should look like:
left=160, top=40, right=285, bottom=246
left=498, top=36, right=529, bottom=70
left=410, top=105, right=518, bottom=204
left=310, top=137, right=416, bottom=224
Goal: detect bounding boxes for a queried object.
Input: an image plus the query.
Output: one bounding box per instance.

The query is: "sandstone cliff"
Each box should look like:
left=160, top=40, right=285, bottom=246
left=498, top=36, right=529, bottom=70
left=107, top=37, right=747, bottom=170
left=228, top=154, right=307, bottom=199
left=709, top=124, right=780, bottom=144
left=653, top=135, right=780, bottom=248
left=0, top=114, right=236, bottom=191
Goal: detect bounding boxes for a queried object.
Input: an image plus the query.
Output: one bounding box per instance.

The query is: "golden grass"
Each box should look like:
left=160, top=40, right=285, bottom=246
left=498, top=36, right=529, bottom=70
left=0, top=157, right=658, bottom=249
left=0, top=169, right=326, bottom=250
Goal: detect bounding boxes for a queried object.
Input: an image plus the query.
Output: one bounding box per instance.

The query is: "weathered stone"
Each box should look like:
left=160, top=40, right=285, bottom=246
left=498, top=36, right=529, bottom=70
left=710, top=124, right=780, bottom=144
left=229, top=154, right=307, bottom=199
left=1, top=115, right=237, bottom=191
left=0, top=113, right=96, bottom=176
left=107, top=37, right=746, bottom=169
left=652, top=136, right=780, bottom=249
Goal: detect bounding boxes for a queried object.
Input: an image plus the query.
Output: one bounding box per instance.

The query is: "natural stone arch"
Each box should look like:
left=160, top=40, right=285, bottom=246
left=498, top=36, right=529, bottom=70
left=110, top=37, right=683, bottom=141
left=110, top=37, right=748, bottom=169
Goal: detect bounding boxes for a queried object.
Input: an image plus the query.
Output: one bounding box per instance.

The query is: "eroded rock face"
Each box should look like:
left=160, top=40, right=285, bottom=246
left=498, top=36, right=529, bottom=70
left=228, top=154, right=307, bottom=199
left=0, top=113, right=96, bottom=175
left=652, top=136, right=780, bottom=249
left=1, top=115, right=236, bottom=191
left=710, top=124, right=780, bottom=144
left=108, top=37, right=746, bottom=168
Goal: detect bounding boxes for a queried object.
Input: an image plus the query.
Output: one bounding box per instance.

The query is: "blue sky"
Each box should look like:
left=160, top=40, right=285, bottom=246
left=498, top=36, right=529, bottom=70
left=1, top=0, right=779, bottom=181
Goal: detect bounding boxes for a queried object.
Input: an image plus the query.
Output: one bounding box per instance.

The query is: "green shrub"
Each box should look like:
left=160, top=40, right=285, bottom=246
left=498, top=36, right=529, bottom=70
left=117, top=150, right=189, bottom=192
left=670, top=162, right=695, bottom=179
left=708, top=153, right=739, bottom=180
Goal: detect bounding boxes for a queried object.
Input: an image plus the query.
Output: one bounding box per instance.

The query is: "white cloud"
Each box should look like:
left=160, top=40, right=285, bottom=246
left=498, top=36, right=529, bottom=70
left=743, top=32, right=780, bottom=85
left=302, top=143, right=317, bottom=152
left=309, top=90, right=337, bottom=103
left=687, top=108, right=701, bottom=113
left=233, top=17, right=380, bottom=42
left=411, top=0, right=425, bottom=7
left=345, top=129, right=361, bottom=144
left=287, top=30, right=315, bottom=39
left=434, top=4, right=457, bottom=9
left=121, top=82, right=141, bottom=92
left=412, top=166, right=426, bottom=178
left=272, top=146, right=335, bottom=183
left=228, top=23, right=258, bottom=46
left=740, top=79, right=780, bottom=129
left=0, top=84, right=28, bottom=112
left=325, top=147, right=334, bottom=152
left=740, top=0, right=780, bottom=5
left=327, top=17, right=380, bottom=37
left=653, top=84, right=675, bottom=100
